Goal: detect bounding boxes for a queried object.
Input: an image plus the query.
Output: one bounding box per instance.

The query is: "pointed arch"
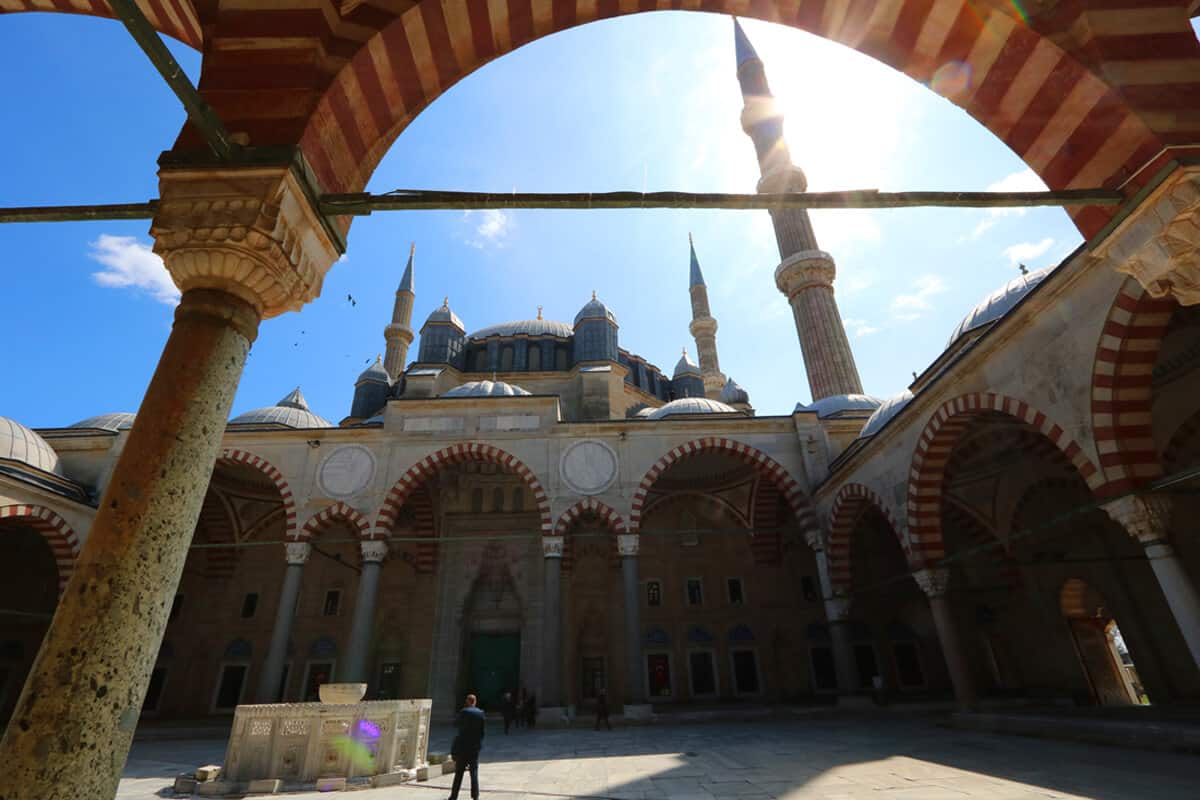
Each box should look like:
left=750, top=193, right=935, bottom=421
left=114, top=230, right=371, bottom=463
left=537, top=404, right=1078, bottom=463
left=629, top=437, right=816, bottom=540
left=907, top=392, right=1102, bottom=566
left=0, top=504, right=81, bottom=593
left=300, top=501, right=371, bottom=541
left=1091, top=278, right=1177, bottom=496
left=373, top=442, right=552, bottom=540
left=554, top=497, right=628, bottom=573
left=827, top=483, right=903, bottom=595
left=217, top=448, right=298, bottom=539
left=2, top=0, right=203, bottom=49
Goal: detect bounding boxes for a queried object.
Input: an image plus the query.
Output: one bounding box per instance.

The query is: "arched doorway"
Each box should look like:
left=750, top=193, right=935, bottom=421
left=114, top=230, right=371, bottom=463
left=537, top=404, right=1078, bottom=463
left=0, top=522, right=60, bottom=727
left=558, top=508, right=622, bottom=711
left=1060, top=578, right=1145, bottom=706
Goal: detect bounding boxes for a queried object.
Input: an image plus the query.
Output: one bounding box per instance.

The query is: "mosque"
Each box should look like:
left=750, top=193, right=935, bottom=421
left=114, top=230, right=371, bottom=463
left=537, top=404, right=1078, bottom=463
left=2, top=19, right=1199, bottom=729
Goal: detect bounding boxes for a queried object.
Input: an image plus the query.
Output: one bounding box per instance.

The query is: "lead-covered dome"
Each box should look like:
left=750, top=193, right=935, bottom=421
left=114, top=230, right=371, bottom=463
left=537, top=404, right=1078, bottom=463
left=573, top=293, right=617, bottom=327
left=947, top=266, right=1053, bottom=349
left=443, top=380, right=532, bottom=398
left=720, top=377, right=750, bottom=405
left=673, top=350, right=701, bottom=378
left=798, top=393, right=881, bottom=419
left=356, top=356, right=391, bottom=386
left=69, top=412, right=136, bottom=432
left=230, top=388, right=332, bottom=428
left=469, top=319, right=573, bottom=339
left=422, top=298, right=465, bottom=330
left=647, top=397, right=740, bottom=419
left=858, top=390, right=913, bottom=438
left=0, top=416, right=62, bottom=475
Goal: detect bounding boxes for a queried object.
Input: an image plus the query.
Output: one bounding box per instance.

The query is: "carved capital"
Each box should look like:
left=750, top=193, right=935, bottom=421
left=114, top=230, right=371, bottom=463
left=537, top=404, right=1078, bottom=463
left=361, top=541, right=389, bottom=563
left=285, top=542, right=311, bottom=566
left=542, top=536, right=564, bottom=559
left=1103, top=494, right=1173, bottom=544
left=775, top=250, right=837, bottom=298
left=617, top=534, right=640, bottom=557
left=756, top=165, right=807, bottom=195
left=912, top=567, right=951, bottom=598
left=152, top=164, right=341, bottom=319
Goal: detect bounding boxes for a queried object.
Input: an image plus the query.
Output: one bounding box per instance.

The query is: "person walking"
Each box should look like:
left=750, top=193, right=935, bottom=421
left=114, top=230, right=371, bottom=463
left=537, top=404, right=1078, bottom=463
left=449, top=694, right=486, bottom=800
left=594, top=690, right=612, bottom=731
left=524, top=691, right=538, bottom=729
left=515, top=688, right=526, bottom=729
left=501, top=690, right=515, bottom=734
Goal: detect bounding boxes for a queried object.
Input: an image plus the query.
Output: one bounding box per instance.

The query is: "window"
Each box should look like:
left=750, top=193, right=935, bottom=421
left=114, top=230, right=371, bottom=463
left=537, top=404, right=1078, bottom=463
left=500, top=346, right=514, bottom=371
left=240, top=593, right=259, bottom=619
left=169, top=594, right=183, bottom=622
left=471, top=488, right=484, bottom=513
left=732, top=650, right=760, bottom=694
left=555, top=346, right=568, bottom=371
left=528, top=345, right=541, bottom=371
left=492, top=487, right=505, bottom=512
left=646, top=653, right=672, bottom=698
left=727, top=578, right=744, bottom=606
left=474, top=350, right=487, bottom=372
left=512, top=488, right=524, bottom=512
left=323, top=590, right=341, bottom=617
left=646, top=581, right=662, bottom=607
left=686, top=578, right=703, bottom=607
left=688, top=651, right=717, bottom=696
left=213, top=664, right=248, bottom=711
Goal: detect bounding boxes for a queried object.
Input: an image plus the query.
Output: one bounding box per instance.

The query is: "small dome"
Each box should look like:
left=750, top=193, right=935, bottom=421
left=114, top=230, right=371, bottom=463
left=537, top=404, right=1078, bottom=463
left=357, top=356, right=391, bottom=386
left=230, top=388, right=332, bottom=429
left=859, top=390, right=913, bottom=438
left=574, top=293, right=617, bottom=327
left=0, top=417, right=62, bottom=475
left=948, top=266, right=1053, bottom=349
left=469, top=319, right=573, bottom=340
left=423, top=298, right=465, bottom=331
left=798, top=393, right=882, bottom=419
left=647, top=397, right=740, bottom=419
left=69, top=412, right=136, bottom=432
left=720, top=377, right=750, bottom=405
left=443, top=380, right=533, bottom=398
left=673, top=349, right=701, bottom=378
left=634, top=406, right=657, bottom=418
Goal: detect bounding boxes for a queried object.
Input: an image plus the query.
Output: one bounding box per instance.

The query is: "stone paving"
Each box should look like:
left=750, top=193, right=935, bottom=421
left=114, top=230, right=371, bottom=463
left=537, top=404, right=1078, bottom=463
left=120, top=715, right=1199, bottom=800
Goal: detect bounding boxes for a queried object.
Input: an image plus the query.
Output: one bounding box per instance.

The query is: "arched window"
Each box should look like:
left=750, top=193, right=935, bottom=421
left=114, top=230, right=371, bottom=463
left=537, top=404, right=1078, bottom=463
left=512, top=488, right=524, bottom=512
left=492, top=487, right=505, bottom=512
left=500, top=346, right=514, bottom=371
left=555, top=346, right=568, bottom=371
left=473, top=349, right=487, bottom=372
left=528, top=344, right=541, bottom=371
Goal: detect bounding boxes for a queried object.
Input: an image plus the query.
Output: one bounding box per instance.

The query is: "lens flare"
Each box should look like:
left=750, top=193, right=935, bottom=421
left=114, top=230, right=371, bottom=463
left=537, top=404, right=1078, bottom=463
left=930, top=61, right=972, bottom=99
left=331, top=719, right=382, bottom=773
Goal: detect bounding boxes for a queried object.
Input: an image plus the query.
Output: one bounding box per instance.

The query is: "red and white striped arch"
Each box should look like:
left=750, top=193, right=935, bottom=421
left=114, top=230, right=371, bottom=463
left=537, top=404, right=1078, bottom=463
left=1091, top=277, right=1177, bottom=497
left=300, top=501, right=371, bottom=541
left=907, top=392, right=1103, bottom=565
left=1, top=0, right=202, bottom=49
left=218, top=449, right=298, bottom=539
left=0, top=504, right=81, bottom=594
left=373, top=442, right=552, bottom=539
left=553, top=497, right=627, bottom=572
left=629, top=437, right=817, bottom=538
left=826, top=482, right=903, bottom=595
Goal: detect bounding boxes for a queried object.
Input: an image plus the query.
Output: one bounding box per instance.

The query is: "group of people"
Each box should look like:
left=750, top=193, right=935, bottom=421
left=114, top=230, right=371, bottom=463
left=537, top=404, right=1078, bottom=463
left=499, top=688, right=538, bottom=733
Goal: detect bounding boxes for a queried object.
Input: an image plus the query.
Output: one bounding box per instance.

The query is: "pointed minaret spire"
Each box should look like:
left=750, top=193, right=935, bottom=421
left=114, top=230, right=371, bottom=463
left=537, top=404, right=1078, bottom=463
left=686, top=235, right=725, bottom=399
left=383, top=242, right=417, bottom=380
left=732, top=17, right=863, bottom=401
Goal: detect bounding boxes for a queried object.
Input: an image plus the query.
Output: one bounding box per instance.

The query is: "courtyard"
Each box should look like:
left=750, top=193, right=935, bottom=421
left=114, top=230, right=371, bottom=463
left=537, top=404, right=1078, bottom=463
left=120, top=716, right=1199, bottom=800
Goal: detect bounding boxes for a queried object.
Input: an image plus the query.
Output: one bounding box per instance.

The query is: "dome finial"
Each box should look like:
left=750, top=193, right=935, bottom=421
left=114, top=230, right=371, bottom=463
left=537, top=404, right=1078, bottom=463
left=443, top=296, right=449, bottom=307
left=592, top=289, right=597, bottom=301
left=1019, top=262, right=1028, bottom=275
left=537, top=305, right=543, bottom=320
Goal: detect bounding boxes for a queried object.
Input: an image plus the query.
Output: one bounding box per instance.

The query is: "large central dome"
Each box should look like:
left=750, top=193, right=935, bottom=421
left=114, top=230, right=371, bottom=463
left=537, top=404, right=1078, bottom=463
left=468, top=319, right=573, bottom=340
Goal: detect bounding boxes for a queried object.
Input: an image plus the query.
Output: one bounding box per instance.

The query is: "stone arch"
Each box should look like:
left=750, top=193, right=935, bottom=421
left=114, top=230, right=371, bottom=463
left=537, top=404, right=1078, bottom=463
left=907, top=392, right=1102, bottom=566
left=1162, top=408, right=1200, bottom=471
left=300, top=501, right=371, bottom=541
left=553, top=498, right=627, bottom=573
left=1091, top=277, right=1177, bottom=496
left=629, top=437, right=816, bottom=539
left=0, top=504, right=81, bottom=593
left=2, top=0, right=203, bottom=48
left=294, top=2, right=1182, bottom=237
left=827, top=482, right=903, bottom=595
left=373, top=442, right=552, bottom=540
left=217, top=448, right=298, bottom=539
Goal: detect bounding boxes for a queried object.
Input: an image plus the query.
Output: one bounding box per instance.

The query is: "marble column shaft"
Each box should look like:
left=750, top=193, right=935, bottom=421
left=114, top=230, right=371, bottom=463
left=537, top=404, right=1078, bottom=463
left=342, top=541, right=389, bottom=683
left=620, top=534, right=644, bottom=704
left=916, top=568, right=977, bottom=709
left=256, top=543, right=311, bottom=702
left=823, top=597, right=860, bottom=694
left=542, top=536, right=563, bottom=706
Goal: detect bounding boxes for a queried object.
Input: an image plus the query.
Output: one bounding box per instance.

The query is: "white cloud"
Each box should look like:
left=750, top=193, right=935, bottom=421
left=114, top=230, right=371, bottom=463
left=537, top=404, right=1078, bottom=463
left=88, top=235, right=179, bottom=305
left=1003, top=237, right=1054, bottom=265
left=464, top=209, right=513, bottom=249
left=890, top=275, right=947, bottom=320
left=843, top=318, right=879, bottom=338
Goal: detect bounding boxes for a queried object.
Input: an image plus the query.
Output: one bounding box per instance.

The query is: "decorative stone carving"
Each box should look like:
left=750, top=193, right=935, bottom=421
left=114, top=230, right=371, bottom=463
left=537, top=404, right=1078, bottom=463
left=319, top=445, right=376, bottom=498
left=151, top=164, right=342, bottom=318
left=1103, top=494, right=1173, bottom=545
left=617, top=534, right=639, bottom=557
left=542, top=536, right=564, bottom=559
left=560, top=439, right=618, bottom=496
left=361, top=541, right=389, bottom=563
left=775, top=250, right=837, bottom=297
left=912, top=567, right=951, bottom=598
left=285, top=542, right=311, bottom=566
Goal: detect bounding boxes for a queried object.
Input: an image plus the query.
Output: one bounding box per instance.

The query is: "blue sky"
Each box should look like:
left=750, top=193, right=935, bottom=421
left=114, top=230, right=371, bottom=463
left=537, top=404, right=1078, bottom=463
left=3, top=10, right=1152, bottom=426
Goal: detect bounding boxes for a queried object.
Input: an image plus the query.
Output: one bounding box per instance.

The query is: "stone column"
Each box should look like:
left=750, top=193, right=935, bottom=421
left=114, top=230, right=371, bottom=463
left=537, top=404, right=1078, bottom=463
left=619, top=534, right=646, bottom=705
left=256, top=542, right=311, bottom=702
left=0, top=163, right=339, bottom=800
left=342, top=541, right=390, bottom=683
left=823, top=596, right=860, bottom=696
left=1105, top=495, right=1200, bottom=670
left=542, top=536, right=564, bottom=707
left=915, top=568, right=977, bottom=709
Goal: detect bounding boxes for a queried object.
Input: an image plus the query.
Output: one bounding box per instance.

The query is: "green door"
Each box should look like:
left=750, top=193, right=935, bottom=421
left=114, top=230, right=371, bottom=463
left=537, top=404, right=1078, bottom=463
left=468, top=633, right=520, bottom=712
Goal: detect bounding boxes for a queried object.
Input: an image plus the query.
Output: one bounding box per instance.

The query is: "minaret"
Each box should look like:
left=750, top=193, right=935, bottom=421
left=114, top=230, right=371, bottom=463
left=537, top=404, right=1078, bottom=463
left=687, top=234, right=725, bottom=399
left=383, top=242, right=416, bottom=380
left=734, top=19, right=864, bottom=400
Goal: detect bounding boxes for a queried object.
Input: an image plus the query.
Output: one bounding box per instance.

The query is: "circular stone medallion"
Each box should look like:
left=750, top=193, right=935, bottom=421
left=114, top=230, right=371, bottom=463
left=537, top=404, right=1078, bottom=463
left=318, top=445, right=376, bottom=498
left=560, top=440, right=618, bottom=496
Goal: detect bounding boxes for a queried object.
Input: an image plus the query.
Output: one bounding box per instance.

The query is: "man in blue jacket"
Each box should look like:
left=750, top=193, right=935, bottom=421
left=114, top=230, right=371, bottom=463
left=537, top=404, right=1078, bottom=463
left=449, top=694, right=486, bottom=800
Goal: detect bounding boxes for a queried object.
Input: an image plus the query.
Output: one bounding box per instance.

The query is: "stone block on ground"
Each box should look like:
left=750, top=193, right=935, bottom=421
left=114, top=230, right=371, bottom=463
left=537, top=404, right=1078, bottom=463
left=316, top=777, right=347, bottom=792
left=372, top=771, right=413, bottom=788
left=416, top=765, right=430, bottom=781
left=246, top=778, right=281, bottom=794
left=442, top=759, right=456, bottom=774
left=197, top=780, right=238, bottom=796
left=174, top=774, right=198, bottom=794
left=195, top=765, right=222, bottom=782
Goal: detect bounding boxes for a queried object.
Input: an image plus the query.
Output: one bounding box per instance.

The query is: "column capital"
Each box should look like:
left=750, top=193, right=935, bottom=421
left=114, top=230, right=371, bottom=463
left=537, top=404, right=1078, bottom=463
left=1103, top=494, right=1173, bottom=544
left=542, top=536, right=564, bottom=559
left=913, top=567, right=952, bottom=598
left=285, top=541, right=311, bottom=565
left=360, top=540, right=389, bottom=563
left=774, top=250, right=836, bottom=298
left=151, top=163, right=342, bottom=319
left=617, top=534, right=639, bottom=557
